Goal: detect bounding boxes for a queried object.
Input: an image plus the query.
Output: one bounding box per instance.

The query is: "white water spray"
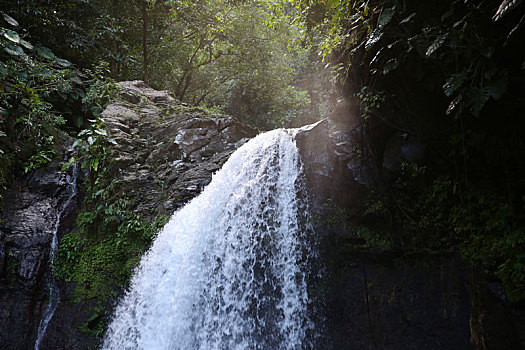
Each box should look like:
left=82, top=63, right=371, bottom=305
left=103, top=129, right=314, bottom=350
left=34, top=164, right=79, bottom=350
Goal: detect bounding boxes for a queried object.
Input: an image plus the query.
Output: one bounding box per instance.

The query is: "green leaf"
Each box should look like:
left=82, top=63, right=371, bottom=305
left=3, top=29, right=20, bottom=43
left=78, top=129, right=91, bottom=137
left=366, top=30, right=383, bottom=49
left=56, top=58, right=72, bottom=67
left=91, top=158, right=99, bottom=171
left=72, top=139, right=83, bottom=149
left=39, top=68, right=52, bottom=77
left=2, top=13, right=19, bottom=27
left=94, top=129, right=107, bottom=136
left=16, top=70, right=28, bottom=82
left=19, top=39, right=34, bottom=50
left=446, top=95, right=462, bottom=115
left=400, top=13, right=416, bottom=24
left=36, top=46, right=55, bottom=60
left=378, top=7, right=395, bottom=29
left=0, top=131, right=6, bottom=137
left=68, top=74, right=82, bottom=85
left=493, top=0, right=523, bottom=22
left=382, top=58, right=399, bottom=75
left=61, top=157, right=76, bottom=171
left=443, top=73, right=467, bottom=97
left=4, top=44, right=24, bottom=56
left=426, top=33, right=447, bottom=57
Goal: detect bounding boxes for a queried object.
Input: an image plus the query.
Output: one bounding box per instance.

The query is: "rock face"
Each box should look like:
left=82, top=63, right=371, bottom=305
left=295, top=119, right=368, bottom=215
left=39, top=81, right=257, bottom=349
left=295, top=116, right=525, bottom=349
left=0, top=139, right=79, bottom=350
left=97, top=80, right=256, bottom=219
left=0, top=81, right=257, bottom=349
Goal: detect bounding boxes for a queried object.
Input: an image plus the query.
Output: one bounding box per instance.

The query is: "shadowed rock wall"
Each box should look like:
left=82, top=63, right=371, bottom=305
left=296, top=116, right=524, bottom=349
left=0, top=138, right=79, bottom=350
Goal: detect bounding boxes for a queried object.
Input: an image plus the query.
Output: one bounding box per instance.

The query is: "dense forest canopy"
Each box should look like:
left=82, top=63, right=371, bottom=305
left=0, top=0, right=338, bottom=130
left=1, top=0, right=524, bottom=338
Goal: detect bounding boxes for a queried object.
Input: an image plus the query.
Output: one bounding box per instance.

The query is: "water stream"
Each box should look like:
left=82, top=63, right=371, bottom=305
left=103, top=129, right=316, bottom=349
left=34, top=164, right=79, bottom=350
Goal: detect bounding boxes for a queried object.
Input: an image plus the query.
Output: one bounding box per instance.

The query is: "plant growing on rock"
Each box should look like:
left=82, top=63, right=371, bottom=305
left=294, top=0, right=525, bottom=302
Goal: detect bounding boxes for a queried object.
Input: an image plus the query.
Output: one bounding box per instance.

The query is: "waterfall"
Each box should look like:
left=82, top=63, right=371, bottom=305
left=103, top=129, right=315, bottom=350
left=34, top=163, right=79, bottom=350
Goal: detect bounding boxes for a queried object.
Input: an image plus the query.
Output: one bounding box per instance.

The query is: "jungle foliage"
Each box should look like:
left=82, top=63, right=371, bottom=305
left=0, top=9, right=113, bottom=214
left=0, top=0, right=325, bottom=130
left=296, top=0, right=525, bottom=303
left=1, top=0, right=524, bottom=337
left=0, top=0, right=330, bottom=334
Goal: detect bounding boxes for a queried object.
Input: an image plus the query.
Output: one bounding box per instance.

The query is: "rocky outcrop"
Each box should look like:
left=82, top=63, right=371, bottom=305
left=296, top=115, right=525, bottom=349
left=38, top=81, right=257, bottom=349
left=295, top=119, right=368, bottom=216
left=98, top=80, right=256, bottom=219
left=0, top=81, right=257, bottom=349
left=0, top=138, right=79, bottom=350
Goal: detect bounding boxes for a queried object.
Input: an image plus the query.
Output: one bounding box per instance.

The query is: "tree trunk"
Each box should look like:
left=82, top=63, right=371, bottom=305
left=110, top=0, right=120, bottom=76
left=142, top=0, right=148, bottom=83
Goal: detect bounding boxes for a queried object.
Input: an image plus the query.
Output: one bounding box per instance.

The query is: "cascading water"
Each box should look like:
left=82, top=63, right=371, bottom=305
left=103, top=129, right=316, bottom=350
left=34, top=164, right=79, bottom=350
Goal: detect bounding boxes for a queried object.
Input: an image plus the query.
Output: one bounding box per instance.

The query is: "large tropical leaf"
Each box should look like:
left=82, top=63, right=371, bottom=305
left=36, top=46, right=55, bottom=60
left=2, top=13, right=19, bottom=27
left=493, top=0, right=522, bottom=21
left=426, top=33, right=447, bottom=57
left=3, top=29, right=20, bottom=43
left=4, top=43, right=24, bottom=56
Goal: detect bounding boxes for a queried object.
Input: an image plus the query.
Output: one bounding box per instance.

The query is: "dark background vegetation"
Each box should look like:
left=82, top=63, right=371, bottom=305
left=298, top=0, right=525, bottom=304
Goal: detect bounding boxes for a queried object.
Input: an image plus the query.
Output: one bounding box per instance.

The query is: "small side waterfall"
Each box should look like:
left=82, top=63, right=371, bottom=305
left=103, top=129, right=315, bottom=349
left=34, top=164, right=79, bottom=350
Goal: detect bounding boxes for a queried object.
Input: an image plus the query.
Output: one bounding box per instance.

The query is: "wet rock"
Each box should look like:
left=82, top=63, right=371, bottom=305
left=95, top=81, right=256, bottom=219
left=0, top=241, right=4, bottom=274
left=118, top=80, right=180, bottom=106
left=320, top=255, right=474, bottom=349
left=0, top=137, right=80, bottom=350
left=118, top=88, right=142, bottom=104
left=297, top=115, right=524, bottom=349
left=295, top=119, right=370, bottom=216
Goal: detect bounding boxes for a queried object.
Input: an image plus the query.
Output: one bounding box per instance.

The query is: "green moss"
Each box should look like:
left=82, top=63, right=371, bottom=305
left=7, top=251, right=19, bottom=283
left=55, top=213, right=168, bottom=302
